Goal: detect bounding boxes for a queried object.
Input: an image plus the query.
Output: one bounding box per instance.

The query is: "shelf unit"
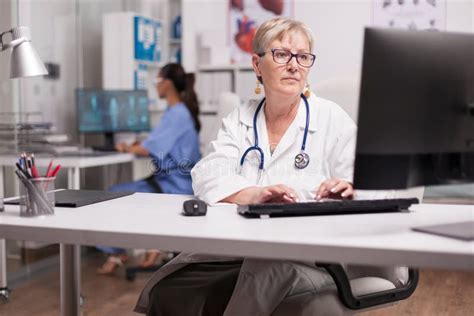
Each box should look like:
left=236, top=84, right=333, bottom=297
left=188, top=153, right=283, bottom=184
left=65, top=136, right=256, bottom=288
left=167, top=0, right=182, bottom=64
left=198, top=64, right=253, bottom=91
left=196, top=63, right=256, bottom=114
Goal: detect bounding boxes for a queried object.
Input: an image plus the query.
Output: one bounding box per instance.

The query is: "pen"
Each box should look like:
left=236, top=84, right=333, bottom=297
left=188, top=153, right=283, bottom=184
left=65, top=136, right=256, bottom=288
left=31, top=165, right=40, bottom=178
left=51, top=164, right=62, bottom=177
left=45, top=159, right=54, bottom=178
left=29, top=153, right=39, bottom=178
left=26, top=154, right=33, bottom=177
left=21, top=153, right=29, bottom=176
left=16, top=162, right=32, bottom=179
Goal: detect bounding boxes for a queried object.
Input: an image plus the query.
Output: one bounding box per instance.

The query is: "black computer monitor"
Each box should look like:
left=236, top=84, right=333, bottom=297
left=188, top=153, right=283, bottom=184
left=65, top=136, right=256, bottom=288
left=76, top=89, right=150, bottom=148
left=353, top=28, right=474, bottom=190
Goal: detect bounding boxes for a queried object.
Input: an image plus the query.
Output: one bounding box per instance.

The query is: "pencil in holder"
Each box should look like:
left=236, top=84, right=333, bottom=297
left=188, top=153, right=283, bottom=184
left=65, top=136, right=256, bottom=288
left=19, top=177, right=55, bottom=217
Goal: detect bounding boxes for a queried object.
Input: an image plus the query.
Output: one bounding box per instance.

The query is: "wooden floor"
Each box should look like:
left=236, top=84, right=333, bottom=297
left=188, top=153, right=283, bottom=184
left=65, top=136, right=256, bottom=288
left=0, top=256, right=473, bottom=316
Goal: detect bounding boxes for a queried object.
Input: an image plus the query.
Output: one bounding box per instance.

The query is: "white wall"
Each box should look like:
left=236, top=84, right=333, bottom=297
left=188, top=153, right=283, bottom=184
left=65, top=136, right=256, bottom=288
left=0, top=0, right=19, bottom=114
left=78, top=0, right=124, bottom=89
left=14, top=0, right=78, bottom=142
left=182, top=0, right=228, bottom=72
left=446, top=0, right=473, bottom=32
left=183, top=0, right=473, bottom=120
left=0, top=0, right=19, bottom=199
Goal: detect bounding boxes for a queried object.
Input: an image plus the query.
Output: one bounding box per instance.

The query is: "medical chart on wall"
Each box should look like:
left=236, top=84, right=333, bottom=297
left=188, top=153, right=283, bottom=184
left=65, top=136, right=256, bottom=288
left=229, top=0, right=294, bottom=64
left=372, top=0, right=446, bottom=31
left=134, top=16, right=162, bottom=62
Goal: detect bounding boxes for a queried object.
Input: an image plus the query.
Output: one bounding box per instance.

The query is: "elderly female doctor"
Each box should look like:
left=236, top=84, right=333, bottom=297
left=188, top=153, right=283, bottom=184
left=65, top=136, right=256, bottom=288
left=135, top=17, right=356, bottom=315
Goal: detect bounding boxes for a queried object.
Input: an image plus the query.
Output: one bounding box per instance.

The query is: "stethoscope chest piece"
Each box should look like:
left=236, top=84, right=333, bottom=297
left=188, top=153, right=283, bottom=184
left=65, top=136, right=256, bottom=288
left=295, top=152, right=310, bottom=169
left=240, top=93, right=311, bottom=171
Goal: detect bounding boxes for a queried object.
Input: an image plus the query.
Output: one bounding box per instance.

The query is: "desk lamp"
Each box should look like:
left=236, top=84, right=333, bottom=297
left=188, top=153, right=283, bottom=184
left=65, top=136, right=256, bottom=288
left=0, top=25, right=48, bottom=154
left=0, top=26, right=48, bottom=78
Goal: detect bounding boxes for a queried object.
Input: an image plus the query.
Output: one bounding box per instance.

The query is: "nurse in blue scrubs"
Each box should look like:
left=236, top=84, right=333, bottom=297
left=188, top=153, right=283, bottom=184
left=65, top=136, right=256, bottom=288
left=97, top=63, right=201, bottom=274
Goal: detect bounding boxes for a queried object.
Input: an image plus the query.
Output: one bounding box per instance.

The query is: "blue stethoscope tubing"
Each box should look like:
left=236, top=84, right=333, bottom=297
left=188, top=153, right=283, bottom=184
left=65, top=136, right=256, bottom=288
left=240, top=93, right=310, bottom=171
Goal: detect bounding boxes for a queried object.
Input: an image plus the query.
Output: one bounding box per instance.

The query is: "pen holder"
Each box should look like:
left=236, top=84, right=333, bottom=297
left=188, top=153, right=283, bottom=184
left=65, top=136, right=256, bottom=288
left=19, top=177, right=55, bottom=217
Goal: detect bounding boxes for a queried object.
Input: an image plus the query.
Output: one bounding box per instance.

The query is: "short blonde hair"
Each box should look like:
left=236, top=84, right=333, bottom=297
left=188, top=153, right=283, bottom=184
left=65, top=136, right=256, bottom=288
left=252, top=17, right=314, bottom=54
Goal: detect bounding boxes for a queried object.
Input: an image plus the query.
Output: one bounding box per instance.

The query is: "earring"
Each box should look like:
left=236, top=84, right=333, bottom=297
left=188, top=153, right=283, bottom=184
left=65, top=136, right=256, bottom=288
left=303, top=82, right=311, bottom=98
left=255, top=80, right=262, bottom=95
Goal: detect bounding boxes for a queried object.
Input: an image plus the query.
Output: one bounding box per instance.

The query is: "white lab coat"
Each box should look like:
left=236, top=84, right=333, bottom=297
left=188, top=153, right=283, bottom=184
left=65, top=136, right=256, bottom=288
left=135, top=95, right=407, bottom=315
left=192, top=94, right=357, bottom=204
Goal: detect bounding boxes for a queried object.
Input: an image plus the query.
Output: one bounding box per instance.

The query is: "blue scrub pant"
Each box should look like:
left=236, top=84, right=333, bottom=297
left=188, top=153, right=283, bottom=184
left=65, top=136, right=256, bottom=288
left=97, top=179, right=160, bottom=255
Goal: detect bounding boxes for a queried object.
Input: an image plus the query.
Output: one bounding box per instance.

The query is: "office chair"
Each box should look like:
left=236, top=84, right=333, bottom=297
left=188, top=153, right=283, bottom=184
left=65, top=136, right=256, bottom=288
left=272, top=264, right=418, bottom=316
left=315, top=75, right=360, bottom=122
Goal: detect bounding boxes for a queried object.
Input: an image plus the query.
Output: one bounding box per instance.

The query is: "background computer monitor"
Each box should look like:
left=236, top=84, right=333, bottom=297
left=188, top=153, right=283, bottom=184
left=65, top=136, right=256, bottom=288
left=353, top=28, right=474, bottom=190
left=76, top=89, right=150, bottom=148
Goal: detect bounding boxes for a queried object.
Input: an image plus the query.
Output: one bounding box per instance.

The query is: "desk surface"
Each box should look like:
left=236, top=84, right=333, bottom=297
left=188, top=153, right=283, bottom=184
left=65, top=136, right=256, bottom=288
left=0, top=152, right=134, bottom=168
left=0, top=193, right=472, bottom=270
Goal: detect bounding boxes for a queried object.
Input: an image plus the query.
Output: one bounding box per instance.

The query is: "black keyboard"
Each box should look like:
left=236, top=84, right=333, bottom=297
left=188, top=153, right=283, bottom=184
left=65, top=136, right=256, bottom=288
left=238, top=198, right=419, bottom=218
left=92, top=145, right=118, bottom=152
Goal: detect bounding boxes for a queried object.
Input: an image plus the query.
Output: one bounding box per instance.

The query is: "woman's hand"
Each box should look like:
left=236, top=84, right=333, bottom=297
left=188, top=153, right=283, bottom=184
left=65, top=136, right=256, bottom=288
left=115, top=142, right=149, bottom=156
left=115, top=142, right=129, bottom=152
left=315, top=179, right=354, bottom=201
left=221, top=184, right=299, bottom=205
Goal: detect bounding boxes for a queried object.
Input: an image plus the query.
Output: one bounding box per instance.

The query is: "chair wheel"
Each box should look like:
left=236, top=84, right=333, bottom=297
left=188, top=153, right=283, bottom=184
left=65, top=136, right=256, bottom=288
left=126, top=270, right=136, bottom=282
left=0, top=288, right=10, bottom=303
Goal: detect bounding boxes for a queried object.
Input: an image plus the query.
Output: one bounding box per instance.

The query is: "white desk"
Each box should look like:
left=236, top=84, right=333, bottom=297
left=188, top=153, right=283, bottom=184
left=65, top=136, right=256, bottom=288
left=0, top=193, right=472, bottom=315
left=0, top=153, right=134, bottom=191
left=0, top=152, right=134, bottom=302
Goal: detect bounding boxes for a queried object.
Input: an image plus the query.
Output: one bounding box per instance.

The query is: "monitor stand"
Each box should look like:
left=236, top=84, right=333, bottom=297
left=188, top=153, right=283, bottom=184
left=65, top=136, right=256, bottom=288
left=92, top=132, right=116, bottom=152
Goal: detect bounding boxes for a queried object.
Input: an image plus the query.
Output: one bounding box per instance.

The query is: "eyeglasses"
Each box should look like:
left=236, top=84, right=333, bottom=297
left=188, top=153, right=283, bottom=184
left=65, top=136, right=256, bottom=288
left=153, top=77, right=164, bottom=85
left=258, top=48, right=316, bottom=68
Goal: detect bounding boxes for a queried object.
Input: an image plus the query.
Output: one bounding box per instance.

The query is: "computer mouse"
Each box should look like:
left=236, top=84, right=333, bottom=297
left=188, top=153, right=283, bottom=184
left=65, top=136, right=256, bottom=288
left=182, top=199, right=207, bottom=216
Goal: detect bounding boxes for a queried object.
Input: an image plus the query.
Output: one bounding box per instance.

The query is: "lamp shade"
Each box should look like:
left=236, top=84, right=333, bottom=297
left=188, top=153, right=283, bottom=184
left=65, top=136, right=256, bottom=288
left=0, top=26, right=48, bottom=79
left=9, top=40, right=48, bottom=79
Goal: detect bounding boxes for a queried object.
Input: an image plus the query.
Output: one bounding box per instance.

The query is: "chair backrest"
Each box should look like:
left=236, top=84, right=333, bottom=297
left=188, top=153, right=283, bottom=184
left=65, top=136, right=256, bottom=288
left=200, top=92, right=241, bottom=155
left=315, top=76, right=360, bottom=122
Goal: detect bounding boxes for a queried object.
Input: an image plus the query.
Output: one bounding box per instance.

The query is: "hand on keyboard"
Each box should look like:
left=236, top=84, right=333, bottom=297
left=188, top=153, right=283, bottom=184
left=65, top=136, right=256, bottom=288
left=222, top=184, right=299, bottom=204
left=315, top=178, right=354, bottom=201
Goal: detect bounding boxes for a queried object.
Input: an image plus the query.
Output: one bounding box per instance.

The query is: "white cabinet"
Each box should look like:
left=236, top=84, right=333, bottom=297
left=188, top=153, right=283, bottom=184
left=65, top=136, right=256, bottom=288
left=102, top=2, right=183, bottom=110
left=102, top=12, right=163, bottom=91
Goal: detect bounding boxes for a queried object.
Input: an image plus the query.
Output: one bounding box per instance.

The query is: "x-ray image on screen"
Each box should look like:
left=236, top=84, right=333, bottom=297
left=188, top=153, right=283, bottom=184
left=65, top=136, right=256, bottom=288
left=76, top=89, right=150, bottom=133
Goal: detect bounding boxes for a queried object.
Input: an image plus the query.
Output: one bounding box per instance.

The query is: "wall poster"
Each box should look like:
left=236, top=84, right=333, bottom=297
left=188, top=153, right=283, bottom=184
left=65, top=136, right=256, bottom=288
left=373, top=0, right=446, bottom=31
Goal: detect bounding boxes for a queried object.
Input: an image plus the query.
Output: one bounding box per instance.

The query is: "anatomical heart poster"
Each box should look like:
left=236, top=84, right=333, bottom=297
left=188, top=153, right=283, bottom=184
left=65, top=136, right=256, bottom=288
left=229, top=0, right=294, bottom=64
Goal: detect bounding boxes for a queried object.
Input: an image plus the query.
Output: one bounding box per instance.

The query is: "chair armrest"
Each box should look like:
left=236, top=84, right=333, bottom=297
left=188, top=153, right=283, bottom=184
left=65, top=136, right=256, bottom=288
left=344, top=264, right=408, bottom=287
left=316, top=263, right=419, bottom=310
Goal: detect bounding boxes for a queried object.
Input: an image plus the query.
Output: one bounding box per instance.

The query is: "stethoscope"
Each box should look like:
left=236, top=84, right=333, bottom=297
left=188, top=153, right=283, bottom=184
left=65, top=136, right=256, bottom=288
left=240, top=93, right=310, bottom=171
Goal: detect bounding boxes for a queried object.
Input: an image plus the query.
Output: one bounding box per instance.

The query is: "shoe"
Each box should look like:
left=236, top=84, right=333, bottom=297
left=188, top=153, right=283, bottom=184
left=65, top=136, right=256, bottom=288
left=97, top=254, right=128, bottom=275
left=140, top=250, right=161, bottom=268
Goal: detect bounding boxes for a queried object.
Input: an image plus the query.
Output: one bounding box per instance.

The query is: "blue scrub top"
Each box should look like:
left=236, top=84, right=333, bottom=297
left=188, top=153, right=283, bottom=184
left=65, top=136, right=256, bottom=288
left=142, top=103, right=201, bottom=194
